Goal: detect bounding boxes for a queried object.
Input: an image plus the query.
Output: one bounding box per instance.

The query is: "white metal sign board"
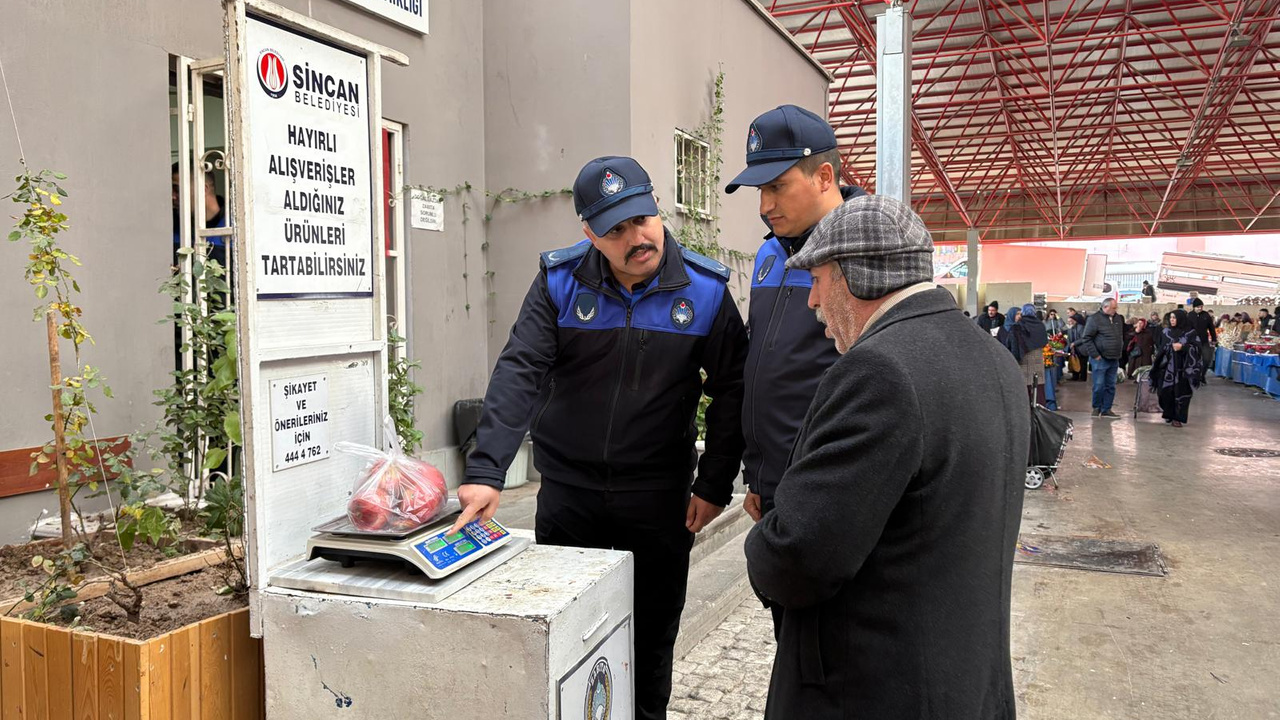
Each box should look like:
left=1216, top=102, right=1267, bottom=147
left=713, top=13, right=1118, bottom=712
left=336, top=0, right=429, bottom=35
left=409, top=188, right=444, bottom=231
left=270, top=374, right=331, bottom=471
left=245, top=16, right=374, bottom=298
left=558, top=617, right=633, bottom=720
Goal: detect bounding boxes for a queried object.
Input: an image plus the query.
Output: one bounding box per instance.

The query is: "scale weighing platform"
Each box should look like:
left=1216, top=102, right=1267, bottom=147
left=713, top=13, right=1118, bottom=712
left=273, top=497, right=533, bottom=603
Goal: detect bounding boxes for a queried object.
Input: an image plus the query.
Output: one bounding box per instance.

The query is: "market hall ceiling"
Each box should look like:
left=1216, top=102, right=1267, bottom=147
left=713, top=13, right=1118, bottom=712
left=759, top=0, right=1280, bottom=243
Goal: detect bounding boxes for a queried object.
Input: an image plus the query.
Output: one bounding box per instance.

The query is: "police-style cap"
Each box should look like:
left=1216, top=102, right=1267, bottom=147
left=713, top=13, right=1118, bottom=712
left=725, top=105, right=838, bottom=194
left=573, top=156, right=659, bottom=236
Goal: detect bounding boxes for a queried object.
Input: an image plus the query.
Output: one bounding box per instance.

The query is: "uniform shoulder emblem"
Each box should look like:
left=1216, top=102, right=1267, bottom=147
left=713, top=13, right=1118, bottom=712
left=539, top=240, right=591, bottom=269
left=680, top=246, right=730, bottom=281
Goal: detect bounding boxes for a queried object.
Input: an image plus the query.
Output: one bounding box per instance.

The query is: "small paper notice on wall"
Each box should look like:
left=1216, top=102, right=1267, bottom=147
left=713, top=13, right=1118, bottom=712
left=409, top=189, right=444, bottom=232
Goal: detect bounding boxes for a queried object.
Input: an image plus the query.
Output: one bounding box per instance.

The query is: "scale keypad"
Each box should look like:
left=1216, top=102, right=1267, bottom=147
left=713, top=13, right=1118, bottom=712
left=413, top=519, right=509, bottom=570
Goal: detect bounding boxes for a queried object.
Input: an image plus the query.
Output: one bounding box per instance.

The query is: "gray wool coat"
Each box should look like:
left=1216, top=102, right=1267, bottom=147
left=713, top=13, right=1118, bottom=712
left=745, top=288, right=1030, bottom=719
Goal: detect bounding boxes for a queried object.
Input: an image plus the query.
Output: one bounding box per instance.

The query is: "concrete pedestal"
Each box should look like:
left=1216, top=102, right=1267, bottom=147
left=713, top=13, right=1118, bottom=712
left=261, top=543, right=634, bottom=718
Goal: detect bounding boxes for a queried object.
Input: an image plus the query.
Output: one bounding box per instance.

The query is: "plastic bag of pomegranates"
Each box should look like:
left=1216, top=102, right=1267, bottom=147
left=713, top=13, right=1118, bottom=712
left=334, top=429, right=447, bottom=533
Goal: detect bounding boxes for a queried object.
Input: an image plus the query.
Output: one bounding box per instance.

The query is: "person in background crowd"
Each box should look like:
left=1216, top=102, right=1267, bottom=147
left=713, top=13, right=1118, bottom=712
left=1003, top=303, right=1049, bottom=399
left=996, top=306, right=1017, bottom=349
left=1187, top=298, right=1217, bottom=382
left=1126, top=318, right=1156, bottom=378
left=1141, top=280, right=1157, bottom=302
left=1217, top=313, right=1232, bottom=328
left=1152, top=309, right=1203, bottom=428
left=977, top=303, right=1004, bottom=337
left=1077, top=298, right=1125, bottom=418
left=1256, top=308, right=1272, bottom=334
left=744, top=195, right=1027, bottom=719
left=1067, top=313, right=1089, bottom=382
left=1149, top=310, right=1162, bottom=327
left=1044, top=309, right=1067, bottom=385
left=1241, top=316, right=1256, bottom=341
left=1045, top=308, right=1066, bottom=336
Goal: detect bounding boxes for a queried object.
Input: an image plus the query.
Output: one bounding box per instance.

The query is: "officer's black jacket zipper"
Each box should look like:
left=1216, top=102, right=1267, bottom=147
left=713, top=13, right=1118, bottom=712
left=602, top=302, right=632, bottom=486
left=632, top=330, right=649, bottom=391
left=767, top=286, right=795, bottom=350
left=747, top=266, right=793, bottom=483
left=589, top=270, right=691, bottom=487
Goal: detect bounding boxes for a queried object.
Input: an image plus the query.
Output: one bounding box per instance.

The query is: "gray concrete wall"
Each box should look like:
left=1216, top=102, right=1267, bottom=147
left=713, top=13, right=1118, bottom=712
left=0, top=0, right=488, bottom=521
left=481, top=0, right=633, bottom=368
left=0, top=0, right=225, bottom=460
left=629, top=0, right=831, bottom=306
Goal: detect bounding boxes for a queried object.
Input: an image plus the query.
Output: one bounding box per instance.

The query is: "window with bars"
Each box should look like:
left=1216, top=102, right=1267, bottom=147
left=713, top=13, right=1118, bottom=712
left=674, top=129, right=712, bottom=216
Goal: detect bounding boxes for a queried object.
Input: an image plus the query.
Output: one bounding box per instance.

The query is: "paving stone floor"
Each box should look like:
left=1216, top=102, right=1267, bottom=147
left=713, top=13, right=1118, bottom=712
left=668, top=598, right=775, bottom=720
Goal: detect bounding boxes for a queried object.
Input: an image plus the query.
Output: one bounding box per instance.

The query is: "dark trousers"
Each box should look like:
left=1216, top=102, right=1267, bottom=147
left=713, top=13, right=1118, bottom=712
left=536, top=479, right=693, bottom=720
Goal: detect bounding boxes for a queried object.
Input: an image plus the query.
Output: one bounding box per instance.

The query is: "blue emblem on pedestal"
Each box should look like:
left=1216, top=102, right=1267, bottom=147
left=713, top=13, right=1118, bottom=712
left=584, top=658, right=612, bottom=720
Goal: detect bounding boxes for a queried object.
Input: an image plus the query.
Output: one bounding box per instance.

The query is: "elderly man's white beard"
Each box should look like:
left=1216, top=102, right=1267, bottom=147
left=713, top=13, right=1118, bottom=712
left=815, top=308, right=827, bottom=326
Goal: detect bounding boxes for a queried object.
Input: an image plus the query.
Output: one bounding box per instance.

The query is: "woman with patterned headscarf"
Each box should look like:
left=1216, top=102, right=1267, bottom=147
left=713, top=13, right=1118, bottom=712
left=1151, top=309, right=1203, bottom=427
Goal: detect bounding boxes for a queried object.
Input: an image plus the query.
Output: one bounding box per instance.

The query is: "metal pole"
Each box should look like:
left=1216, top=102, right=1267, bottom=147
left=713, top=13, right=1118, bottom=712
left=966, top=228, right=981, bottom=316
left=876, top=4, right=912, bottom=203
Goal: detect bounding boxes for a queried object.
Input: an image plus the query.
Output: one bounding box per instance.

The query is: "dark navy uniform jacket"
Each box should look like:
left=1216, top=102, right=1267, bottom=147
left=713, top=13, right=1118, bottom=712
left=465, top=230, right=748, bottom=506
left=743, top=186, right=866, bottom=506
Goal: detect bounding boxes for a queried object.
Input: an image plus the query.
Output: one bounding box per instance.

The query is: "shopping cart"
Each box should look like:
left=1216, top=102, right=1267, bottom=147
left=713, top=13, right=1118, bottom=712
left=1131, top=365, right=1160, bottom=418
left=1026, top=378, right=1074, bottom=490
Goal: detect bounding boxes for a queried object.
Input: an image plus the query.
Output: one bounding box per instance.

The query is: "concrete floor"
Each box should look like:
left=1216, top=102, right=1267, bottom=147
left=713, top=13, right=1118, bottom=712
left=1015, top=375, right=1280, bottom=718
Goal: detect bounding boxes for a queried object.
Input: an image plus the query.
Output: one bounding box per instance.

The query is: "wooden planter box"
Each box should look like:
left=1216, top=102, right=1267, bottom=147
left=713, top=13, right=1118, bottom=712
left=0, top=607, right=263, bottom=719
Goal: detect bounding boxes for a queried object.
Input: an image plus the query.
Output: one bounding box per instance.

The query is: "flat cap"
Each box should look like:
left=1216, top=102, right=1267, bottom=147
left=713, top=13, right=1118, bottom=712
left=787, top=195, right=935, bottom=300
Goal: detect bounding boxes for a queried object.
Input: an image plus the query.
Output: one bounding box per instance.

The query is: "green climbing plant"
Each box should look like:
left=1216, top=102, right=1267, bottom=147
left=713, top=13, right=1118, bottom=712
left=661, top=68, right=753, bottom=303
left=388, top=327, right=424, bottom=454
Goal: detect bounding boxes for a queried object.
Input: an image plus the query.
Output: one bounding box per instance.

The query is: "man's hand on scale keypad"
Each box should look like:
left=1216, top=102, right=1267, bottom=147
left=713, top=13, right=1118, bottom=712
left=450, top=483, right=502, bottom=535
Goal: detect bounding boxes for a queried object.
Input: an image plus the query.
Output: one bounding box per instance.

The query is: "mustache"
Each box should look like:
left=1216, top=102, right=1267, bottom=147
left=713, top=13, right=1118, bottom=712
left=814, top=308, right=827, bottom=326
left=626, top=243, right=658, bottom=261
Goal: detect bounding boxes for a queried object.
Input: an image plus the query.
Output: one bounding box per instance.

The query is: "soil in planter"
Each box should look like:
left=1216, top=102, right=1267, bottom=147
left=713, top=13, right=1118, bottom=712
left=0, top=535, right=201, bottom=604
left=51, top=565, right=247, bottom=640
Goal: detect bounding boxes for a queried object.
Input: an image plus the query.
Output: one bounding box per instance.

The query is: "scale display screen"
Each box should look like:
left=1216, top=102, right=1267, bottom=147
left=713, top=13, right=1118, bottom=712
left=414, top=519, right=509, bottom=571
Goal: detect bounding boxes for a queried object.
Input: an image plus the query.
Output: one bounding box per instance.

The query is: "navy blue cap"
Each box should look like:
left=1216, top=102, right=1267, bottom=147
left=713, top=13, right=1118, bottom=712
left=573, top=156, right=659, bottom=236
left=725, top=105, right=838, bottom=194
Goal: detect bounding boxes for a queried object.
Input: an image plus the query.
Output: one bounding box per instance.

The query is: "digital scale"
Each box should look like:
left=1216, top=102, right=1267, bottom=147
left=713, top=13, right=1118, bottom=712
left=306, top=498, right=517, bottom=579
left=274, top=497, right=533, bottom=603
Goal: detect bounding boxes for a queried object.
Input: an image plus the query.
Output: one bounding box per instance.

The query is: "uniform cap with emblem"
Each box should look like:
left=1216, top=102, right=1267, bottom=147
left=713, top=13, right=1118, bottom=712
left=786, top=195, right=935, bottom=300
left=725, top=105, right=838, bottom=194
left=573, top=155, right=660, bottom=237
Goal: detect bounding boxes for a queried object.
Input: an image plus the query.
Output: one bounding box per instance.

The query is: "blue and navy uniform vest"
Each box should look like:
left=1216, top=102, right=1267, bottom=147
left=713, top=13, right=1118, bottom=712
left=467, top=231, right=747, bottom=502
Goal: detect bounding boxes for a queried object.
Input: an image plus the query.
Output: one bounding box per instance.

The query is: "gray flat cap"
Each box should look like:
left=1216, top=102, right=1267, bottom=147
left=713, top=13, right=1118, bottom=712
left=787, top=195, right=935, bottom=300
